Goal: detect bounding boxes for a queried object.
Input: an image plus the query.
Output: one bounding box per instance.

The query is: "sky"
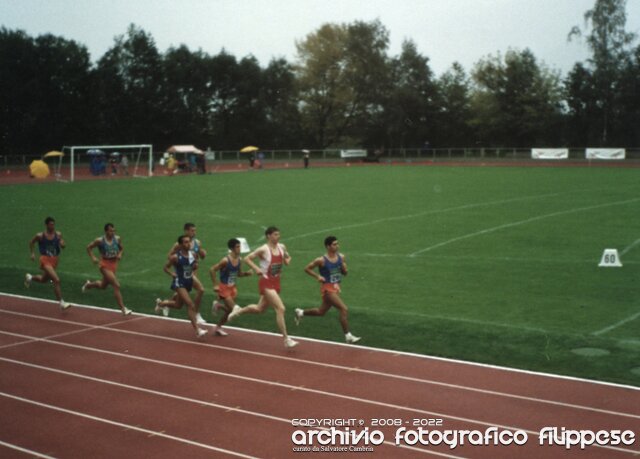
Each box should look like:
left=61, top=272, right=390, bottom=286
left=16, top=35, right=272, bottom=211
left=2, top=0, right=640, bottom=76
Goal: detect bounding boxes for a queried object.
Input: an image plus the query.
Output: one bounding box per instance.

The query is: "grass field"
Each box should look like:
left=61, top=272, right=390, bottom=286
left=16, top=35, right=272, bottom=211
left=2, top=164, right=639, bottom=386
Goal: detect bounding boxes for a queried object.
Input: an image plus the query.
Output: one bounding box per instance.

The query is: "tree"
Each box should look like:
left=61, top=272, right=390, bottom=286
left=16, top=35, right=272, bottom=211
left=383, top=40, right=438, bottom=148
left=296, top=20, right=390, bottom=148
left=437, top=62, right=474, bottom=147
left=568, top=0, right=635, bottom=144
left=94, top=24, right=163, bottom=144
left=470, top=49, right=564, bottom=146
left=261, top=58, right=302, bottom=148
left=0, top=29, right=92, bottom=154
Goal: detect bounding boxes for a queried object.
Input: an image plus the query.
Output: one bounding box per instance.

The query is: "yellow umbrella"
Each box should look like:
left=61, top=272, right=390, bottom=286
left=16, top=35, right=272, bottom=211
left=29, top=160, right=50, bottom=178
left=44, top=151, right=64, bottom=158
left=240, top=146, right=259, bottom=153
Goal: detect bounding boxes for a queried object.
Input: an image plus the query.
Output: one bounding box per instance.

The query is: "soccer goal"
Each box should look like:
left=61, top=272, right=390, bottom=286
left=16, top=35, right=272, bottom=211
left=61, top=144, right=153, bottom=182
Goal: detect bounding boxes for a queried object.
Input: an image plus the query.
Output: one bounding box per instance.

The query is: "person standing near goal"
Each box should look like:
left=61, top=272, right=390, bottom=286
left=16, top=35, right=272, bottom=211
left=295, top=236, right=360, bottom=344
left=168, top=223, right=207, bottom=324
left=227, top=226, right=298, bottom=349
left=25, top=217, right=71, bottom=310
left=82, top=223, right=131, bottom=316
left=157, top=235, right=207, bottom=338
left=209, top=238, right=254, bottom=336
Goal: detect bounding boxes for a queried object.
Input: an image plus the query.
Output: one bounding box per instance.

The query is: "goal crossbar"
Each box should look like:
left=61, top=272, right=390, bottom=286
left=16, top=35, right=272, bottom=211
left=62, top=144, right=153, bottom=182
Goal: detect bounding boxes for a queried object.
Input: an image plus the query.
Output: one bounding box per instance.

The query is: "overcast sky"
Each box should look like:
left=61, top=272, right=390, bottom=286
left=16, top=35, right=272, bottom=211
left=2, top=0, right=640, bottom=76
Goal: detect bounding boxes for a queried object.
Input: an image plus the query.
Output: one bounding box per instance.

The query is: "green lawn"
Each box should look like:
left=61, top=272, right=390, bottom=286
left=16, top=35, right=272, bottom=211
left=2, top=165, right=639, bottom=385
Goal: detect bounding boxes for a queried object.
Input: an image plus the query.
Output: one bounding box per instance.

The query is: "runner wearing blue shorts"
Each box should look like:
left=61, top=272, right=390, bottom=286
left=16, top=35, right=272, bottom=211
left=156, top=235, right=207, bottom=338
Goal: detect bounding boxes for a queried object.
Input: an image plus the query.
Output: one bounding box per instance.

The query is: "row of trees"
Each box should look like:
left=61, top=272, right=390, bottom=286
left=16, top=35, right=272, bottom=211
left=1, top=0, right=638, bottom=155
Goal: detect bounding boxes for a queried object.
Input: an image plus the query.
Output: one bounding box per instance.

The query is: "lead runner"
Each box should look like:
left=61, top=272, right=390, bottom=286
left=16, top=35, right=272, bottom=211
left=295, top=236, right=360, bottom=344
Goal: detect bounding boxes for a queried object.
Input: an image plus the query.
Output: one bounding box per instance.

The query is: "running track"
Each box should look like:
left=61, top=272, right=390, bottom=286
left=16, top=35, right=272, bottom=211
left=0, top=293, right=638, bottom=458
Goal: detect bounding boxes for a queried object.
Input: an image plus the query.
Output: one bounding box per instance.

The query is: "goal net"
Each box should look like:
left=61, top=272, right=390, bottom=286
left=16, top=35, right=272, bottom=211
left=61, top=144, right=153, bottom=182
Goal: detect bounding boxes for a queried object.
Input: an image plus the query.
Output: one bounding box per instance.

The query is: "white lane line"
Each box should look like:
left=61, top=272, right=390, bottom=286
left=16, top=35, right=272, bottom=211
left=410, top=197, right=640, bottom=257
left=0, top=315, right=146, bottom=350
left=0, top=338, right=635, bottom=457
left=593, top=311, right=640, bottom=336
left=0, top=391, right=257, bottom=459
left=0, top=440, right=55, bottom=459
left=2, top=292, right=639, bottom=392
left=3, top=293, right=638, bottom=392
left=0, top=308, right=638, bottom=421
left=0, top=358, right=459, bottom=458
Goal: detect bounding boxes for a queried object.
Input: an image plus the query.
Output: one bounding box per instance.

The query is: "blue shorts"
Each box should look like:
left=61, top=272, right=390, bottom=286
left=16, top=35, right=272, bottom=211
left=171, top=277, right=193, bottom=292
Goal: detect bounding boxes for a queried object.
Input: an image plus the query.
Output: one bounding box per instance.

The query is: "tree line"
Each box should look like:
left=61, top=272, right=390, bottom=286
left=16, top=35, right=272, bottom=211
left=1, top=0, right=638, bottom=155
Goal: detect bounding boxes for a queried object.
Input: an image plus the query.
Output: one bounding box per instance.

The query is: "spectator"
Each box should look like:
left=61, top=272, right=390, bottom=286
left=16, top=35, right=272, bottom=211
left=120, top=155, right=129, bottom=176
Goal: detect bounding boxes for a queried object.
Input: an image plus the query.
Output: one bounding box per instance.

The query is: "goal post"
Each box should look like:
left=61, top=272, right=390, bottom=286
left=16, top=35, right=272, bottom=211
left=61, top=144, right=153, bottom=182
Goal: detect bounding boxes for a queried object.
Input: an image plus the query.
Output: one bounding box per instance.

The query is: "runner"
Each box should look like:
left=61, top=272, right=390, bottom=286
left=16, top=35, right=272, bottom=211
left=168, top=223, right=207, bottom=324
left=157, top=235, right=207, bottom=338
left=295, top=236, right=360, bottom=343
left=228, top=226, right=298, bottom=348
left=25, top=217, right=71, bottom=310
left=82, top=223, right=131, bottom=315
left=209, top=238, right=253, bottom=336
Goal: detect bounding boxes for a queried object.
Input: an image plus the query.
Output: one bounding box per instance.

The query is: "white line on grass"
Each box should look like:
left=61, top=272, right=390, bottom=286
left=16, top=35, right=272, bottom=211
left=0, top=309, right=638, bottom=421
left=0, top=440, right=55, bottom=459
left=621, top=238, right=640, bottom=256
left=593, top=311, right=640, bottom=336
left=286, top=191, right=575, bottom=242
left=410, top=197, right=640, bottom=257
left=0, top=391, right=258, bottom=459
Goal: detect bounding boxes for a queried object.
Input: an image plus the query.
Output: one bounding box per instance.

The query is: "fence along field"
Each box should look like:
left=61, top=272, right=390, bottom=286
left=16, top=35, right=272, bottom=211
left=1, top=164, right=639, bottom=386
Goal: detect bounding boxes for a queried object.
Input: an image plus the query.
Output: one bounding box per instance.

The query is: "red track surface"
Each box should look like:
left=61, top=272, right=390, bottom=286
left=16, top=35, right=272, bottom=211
left=0, top=293, right=638, bottom=458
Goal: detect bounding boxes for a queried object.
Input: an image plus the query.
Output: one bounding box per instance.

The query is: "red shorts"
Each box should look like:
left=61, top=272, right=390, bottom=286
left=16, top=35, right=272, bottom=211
left=39, top=255, right=59, bottom=270
left=321, top=283, right=341, bottom=296
left=217, top=283, right=237, bottom=300
left=99, top=258, right=118, bottom=273
left=259, top=277, right=281, bottom=295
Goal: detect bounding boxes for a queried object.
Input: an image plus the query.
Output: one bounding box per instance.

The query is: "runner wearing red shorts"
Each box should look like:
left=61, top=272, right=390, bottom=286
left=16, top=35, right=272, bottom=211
left=209, top=238, right=253, bottom=336
left=228, top=226, right=298, bottom=349
left=82, top=223, right=131, bottom=316
left=25, top=217, right=70, bottom=310
left=295, top=236, right=361, bottom=344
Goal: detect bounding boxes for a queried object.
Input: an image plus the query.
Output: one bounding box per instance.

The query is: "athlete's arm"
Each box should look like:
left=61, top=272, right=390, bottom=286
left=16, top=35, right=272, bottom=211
left=28, top=233, right=41, bottom=261
left=196, top=239, right=206, bottom=259
left=238, top=257, right=253, bottom=277
left=209, top=257, right=227, bottom=290
left=116, top=236, right=123, bottom=260
left=164, top=255, right=177, bottom=278
left=58, top=231, right=66, bottom=249
left=281, top=244, right=292, bottom=266
left=304, top=257, right=325, bottom=283
left=86, top=238, right=101, bottom=265
left=341, top=253, right=348, bottom=276
left=245, top=246, right=265, bottom=275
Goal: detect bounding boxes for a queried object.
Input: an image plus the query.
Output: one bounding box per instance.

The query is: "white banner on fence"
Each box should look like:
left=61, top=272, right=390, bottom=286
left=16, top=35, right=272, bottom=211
left=585, top=148, right=626, bottom=160
left=340, top=149, right=367, bottom=159
left=531, top=148, right=569, bottom=159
